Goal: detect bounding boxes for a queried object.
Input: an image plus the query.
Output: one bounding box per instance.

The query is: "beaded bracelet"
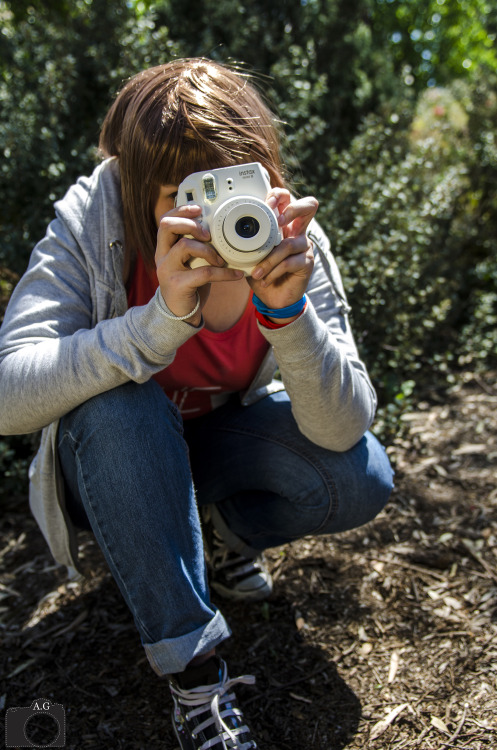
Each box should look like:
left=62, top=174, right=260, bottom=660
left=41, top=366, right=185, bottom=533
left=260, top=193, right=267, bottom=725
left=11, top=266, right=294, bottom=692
left=158, top=289, right=201, bottom=321
left=251, top=293, right=307, bottom=319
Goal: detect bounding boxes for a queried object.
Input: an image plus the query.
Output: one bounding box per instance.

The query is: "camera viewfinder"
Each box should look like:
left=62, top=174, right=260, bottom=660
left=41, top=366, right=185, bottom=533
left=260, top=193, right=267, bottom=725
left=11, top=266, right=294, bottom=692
left=202, top=174, right=217, bottom=203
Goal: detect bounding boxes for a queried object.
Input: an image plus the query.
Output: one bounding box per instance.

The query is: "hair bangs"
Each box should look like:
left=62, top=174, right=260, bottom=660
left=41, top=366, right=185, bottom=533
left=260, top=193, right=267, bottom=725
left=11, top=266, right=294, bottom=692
left=99, top=58, right=285, bottom=268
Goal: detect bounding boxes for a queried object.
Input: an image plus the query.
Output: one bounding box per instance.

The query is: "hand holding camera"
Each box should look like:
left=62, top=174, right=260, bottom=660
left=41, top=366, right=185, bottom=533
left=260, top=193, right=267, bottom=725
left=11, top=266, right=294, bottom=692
left=175, top=162, right=282, bottom=275
left=155, top=162, right=318, bottom=323
left=155, top=193, right=245, bottom=325
left=248, top=187, right=318, bottom=317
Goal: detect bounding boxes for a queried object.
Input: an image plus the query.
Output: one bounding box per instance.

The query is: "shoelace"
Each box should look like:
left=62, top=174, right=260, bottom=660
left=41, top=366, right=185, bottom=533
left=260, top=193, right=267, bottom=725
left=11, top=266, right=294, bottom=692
left=223, top=559, right=263, bottom=582
left=210, top=529, right=238, bottom=569
left=170, top=663, right=256, bottom=750
left=211, top=530, right=261, bottom=578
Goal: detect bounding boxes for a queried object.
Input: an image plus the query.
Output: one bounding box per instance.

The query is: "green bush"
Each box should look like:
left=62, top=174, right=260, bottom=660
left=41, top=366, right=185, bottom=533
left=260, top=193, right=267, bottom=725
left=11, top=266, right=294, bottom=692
left=372, top=0, right=497, bottom=90
left=0, top=0, right=174, bottom=274
left=315, top=75, right=497, bottom=423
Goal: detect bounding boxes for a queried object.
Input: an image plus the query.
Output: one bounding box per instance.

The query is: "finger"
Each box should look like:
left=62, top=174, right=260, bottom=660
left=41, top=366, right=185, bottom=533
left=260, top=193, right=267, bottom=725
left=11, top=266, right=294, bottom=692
left=266, top=187, right=292, bottom=213
left=188, top=265, right=245, bottom=286
left=161, top=264, right=244, bottom=317
left=165, top=265, right=244, bottom=300
left=260, top=244, right=314, bottom=287
left=157, top=205, right=210, bottom=247
left=252, top=235, right=310, bottom=280
left=156, top=237, right=224, bottom=272
left=278, top=196, right=319, bottom=234
left=158, top=202, right=203, bottom=225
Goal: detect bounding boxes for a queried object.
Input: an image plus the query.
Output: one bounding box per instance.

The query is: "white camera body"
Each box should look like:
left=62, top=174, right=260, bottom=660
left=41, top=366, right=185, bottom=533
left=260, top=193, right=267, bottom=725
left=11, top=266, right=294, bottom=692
left=176, top=162, right=282, bottom=275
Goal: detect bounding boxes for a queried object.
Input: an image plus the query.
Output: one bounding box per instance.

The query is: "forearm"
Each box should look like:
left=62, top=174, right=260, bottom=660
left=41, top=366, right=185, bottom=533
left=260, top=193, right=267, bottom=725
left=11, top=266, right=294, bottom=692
left=258, top=302, right=377, bottom=451
left=0, top=299, right=199, bottom=435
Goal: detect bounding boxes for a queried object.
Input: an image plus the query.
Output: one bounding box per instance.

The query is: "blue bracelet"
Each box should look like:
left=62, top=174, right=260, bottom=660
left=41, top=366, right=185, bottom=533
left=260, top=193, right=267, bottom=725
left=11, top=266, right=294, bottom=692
left=252, top=293, right=307, bottom=319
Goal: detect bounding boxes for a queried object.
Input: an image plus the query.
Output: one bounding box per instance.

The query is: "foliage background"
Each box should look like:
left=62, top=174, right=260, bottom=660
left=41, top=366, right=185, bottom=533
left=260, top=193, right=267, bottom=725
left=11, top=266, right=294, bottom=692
left=1, top=0, right=496, bottom=496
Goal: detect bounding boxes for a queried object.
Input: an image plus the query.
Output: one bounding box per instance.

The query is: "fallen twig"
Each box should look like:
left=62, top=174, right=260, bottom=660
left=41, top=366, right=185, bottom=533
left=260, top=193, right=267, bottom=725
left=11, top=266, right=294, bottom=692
left=461, top=540, right=497, bottom=584
left=440, top=703, right=469, bottom=750
left=269, top=664, right=328, bottom=689
left=371, top=556, right=447, bottom=581
left=23, top=608, right=88, bottom=647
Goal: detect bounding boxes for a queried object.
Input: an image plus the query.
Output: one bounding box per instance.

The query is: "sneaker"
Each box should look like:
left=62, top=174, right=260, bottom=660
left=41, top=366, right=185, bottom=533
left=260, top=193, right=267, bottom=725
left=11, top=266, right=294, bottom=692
left=201, top=506, right=273, bottom=601
left=169, top=655, right=257, bottom=749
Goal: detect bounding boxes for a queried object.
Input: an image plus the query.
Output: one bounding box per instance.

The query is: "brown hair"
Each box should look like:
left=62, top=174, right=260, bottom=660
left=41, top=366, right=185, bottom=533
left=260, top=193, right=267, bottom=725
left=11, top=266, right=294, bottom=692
left=99, top=58, right=285, bottom=268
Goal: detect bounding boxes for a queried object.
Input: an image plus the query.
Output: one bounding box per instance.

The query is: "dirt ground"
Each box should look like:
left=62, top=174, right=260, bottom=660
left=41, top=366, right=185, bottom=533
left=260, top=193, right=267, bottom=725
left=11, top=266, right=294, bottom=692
left=1, top=372, right=496, bottom=749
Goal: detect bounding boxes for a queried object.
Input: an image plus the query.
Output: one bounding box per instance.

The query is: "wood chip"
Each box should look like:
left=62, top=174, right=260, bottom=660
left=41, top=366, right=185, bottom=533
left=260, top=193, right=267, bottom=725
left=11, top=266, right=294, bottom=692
left=289, top=692, right=312, bottom=704
left=388, top=650, right=400, bottom=683
left=452, top=443, right=487, bottom=455
left=294, top=610, right=306, bottom=630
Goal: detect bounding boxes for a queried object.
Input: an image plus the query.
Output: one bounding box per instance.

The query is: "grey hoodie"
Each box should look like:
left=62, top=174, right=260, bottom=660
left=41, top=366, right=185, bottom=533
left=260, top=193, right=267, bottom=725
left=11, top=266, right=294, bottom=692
left=0, top=158, right=377, bottom=572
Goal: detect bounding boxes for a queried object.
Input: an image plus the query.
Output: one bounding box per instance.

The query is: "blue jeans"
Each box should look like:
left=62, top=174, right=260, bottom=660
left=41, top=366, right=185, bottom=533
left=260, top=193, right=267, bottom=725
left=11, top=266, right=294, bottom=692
left=58, top=380, right=393, bottom=675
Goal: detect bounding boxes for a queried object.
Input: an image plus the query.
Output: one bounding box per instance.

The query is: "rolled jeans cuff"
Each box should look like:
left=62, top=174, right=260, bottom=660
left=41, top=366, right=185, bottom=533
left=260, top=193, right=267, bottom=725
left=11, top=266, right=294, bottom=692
left=143, top=609, right=232, bottom=676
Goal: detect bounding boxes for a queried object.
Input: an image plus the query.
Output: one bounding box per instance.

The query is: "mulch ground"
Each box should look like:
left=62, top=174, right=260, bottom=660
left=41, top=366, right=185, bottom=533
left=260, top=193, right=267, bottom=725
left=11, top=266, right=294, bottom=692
left=1, top=372, right=496, bottom=749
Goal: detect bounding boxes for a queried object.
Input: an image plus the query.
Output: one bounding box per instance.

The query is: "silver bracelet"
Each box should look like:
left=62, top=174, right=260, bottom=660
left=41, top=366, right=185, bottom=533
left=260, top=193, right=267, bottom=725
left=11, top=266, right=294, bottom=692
left=159, top=290, right=201, bottom=321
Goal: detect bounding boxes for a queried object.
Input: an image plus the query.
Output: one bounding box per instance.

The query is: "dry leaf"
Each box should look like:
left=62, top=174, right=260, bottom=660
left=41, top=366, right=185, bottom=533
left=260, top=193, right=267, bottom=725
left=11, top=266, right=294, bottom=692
left=431, top=715, right=450, bottom=735
left=370, top=703, right=409, bottom=741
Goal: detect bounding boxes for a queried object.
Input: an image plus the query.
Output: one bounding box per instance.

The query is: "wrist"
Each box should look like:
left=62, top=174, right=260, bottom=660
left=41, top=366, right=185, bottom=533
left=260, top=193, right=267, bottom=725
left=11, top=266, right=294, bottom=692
left=157, top=289, right=201, bottom=322
left=251, top=293, right=307, bottom=319
left=254, top=303, right=307, bottom=329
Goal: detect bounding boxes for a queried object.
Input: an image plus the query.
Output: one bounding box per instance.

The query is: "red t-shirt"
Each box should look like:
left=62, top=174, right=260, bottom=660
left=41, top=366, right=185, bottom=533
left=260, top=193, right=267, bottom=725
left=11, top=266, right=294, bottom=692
left=127, top=254, right=269, bottom=418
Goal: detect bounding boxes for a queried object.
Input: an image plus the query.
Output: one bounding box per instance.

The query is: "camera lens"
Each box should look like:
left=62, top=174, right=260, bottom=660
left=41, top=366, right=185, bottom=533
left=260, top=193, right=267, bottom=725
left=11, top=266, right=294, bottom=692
left=235, top=216, right=260, bottom=239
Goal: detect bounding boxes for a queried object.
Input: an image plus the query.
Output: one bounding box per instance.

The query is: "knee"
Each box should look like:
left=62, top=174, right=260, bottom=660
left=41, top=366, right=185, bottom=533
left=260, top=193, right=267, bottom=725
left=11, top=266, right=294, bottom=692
left=361, top=432, right=394, bottom=520
left=60, top=381, right=182, bottom=442
left=316, top=432, right=394, bottom=534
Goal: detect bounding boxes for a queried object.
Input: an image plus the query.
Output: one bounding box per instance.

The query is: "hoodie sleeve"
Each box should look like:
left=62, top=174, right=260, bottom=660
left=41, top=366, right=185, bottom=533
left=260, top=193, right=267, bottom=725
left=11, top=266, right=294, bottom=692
left=256, top=220, right=377, bottom=452
left=0, top=172, right=200, bottom=436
